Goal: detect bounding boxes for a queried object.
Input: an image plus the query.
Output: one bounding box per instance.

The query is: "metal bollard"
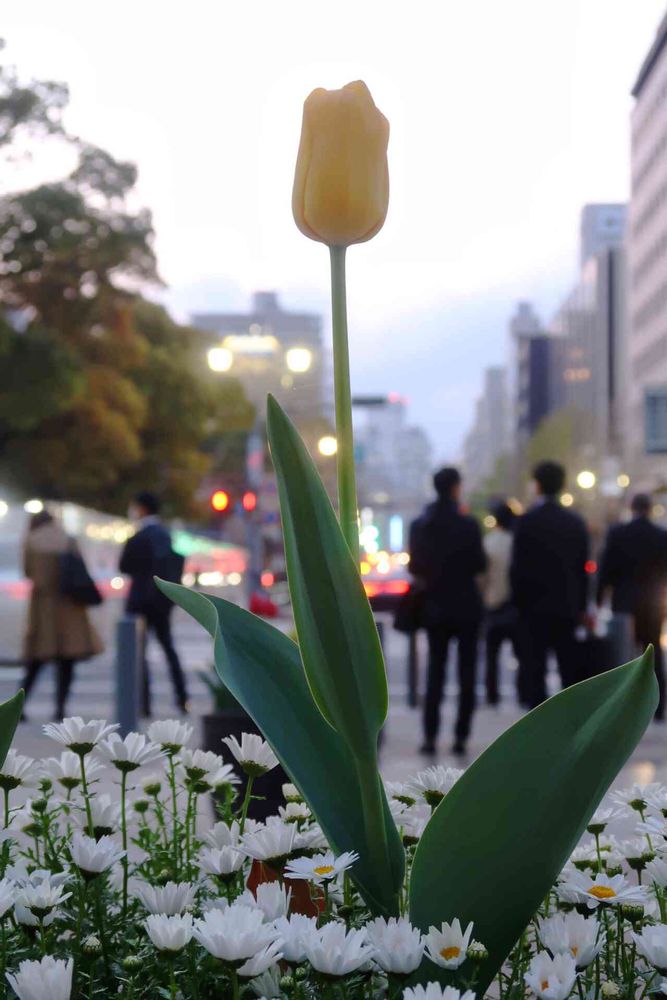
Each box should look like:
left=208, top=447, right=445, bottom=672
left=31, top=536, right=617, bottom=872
left=116, top=616, right=142, bottom=737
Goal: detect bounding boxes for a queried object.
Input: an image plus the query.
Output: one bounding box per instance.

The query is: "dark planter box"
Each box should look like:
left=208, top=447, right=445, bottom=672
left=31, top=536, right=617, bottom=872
left=202, top=711, right=287, bottom=822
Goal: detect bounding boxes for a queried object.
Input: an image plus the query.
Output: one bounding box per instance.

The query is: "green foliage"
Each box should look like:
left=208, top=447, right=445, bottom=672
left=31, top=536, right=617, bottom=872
left=158, top=581, right=404, bottom=915
left=409, top=648, right=658, bottom=990
left=0, top=690, right=23, bottom=770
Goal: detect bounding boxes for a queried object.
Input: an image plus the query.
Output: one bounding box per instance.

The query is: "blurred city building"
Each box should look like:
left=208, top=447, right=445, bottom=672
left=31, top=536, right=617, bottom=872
left=549, top=205, right=627, bottom=479
left=352, top=395, right=432, bottom=553
left=510, top=301, right=555, bottom=451
left=627, top=14, right=667, bottom=490
left=192, top=291, right=330, bottom=424
left=462, top=367, right=512, bottom=493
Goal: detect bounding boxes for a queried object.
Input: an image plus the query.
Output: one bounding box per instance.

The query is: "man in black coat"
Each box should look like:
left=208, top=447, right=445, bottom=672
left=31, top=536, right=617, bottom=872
left=119, top=491, right=188, bottom=716
left=409, top=467, right=487, bottom=756
left=510, top=461, right=590, bottom=708
left=597, top=493, right=667, bottom=719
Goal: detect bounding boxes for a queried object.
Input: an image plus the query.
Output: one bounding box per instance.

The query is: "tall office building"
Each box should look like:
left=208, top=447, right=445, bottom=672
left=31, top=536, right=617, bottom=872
left=352, top=394, right=432, bottom=551
left=462, top=366, right=511, bottom=493
left=509, top=302, right=555, bottom=450
left=627, top=13, right=667, bottom=488
left=550, top=208, right=627, bottom=469
left=192, top=291, right=329, bottom=424
left=580, top=204, right=627, bottom=267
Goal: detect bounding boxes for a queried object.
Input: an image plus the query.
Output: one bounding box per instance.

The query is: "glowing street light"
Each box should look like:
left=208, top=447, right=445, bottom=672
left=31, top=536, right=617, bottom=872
left=285, top=347, right=312, bottom=373
left=0, top=500, right=7, bottom=518
left=24, top=499, right=44, bottom=514
left=317, top=435, right=337, bottom=457
left=207, top=347, right=233, bottom=372
left=576, top=470, right=596, bottom=490
left=617, top=473, right=631, bottom=489
left=561, top=492, right=574, bottom=507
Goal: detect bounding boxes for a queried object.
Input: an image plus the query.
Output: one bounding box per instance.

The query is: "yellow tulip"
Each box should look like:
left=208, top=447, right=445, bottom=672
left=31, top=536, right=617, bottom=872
left=292, top=80, right=389, bottom=247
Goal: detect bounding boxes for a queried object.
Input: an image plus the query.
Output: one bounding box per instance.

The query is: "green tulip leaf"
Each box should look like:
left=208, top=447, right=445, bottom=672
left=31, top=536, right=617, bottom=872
left=266, top=393, right=386, bottom=759
left=158, top=581, right=404, bottom=915
left=0, top=690, right=23, bottom=770
left=409, top=649, right=658, bottom=990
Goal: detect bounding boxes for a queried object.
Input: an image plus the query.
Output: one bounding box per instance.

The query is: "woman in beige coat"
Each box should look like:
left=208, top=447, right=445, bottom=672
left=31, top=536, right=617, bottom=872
left=22, top=510, right=103, bottom=719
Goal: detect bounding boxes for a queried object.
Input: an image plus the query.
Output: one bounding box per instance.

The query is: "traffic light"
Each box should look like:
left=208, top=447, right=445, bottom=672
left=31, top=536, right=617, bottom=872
left=210, top=489, right=230, bottom=513
left=242, top=490, right=257, bottom=512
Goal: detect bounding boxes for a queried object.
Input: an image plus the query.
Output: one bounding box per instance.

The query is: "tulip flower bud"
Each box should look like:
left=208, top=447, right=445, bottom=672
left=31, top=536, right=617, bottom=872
left=292, top=80, right=389, bottom=247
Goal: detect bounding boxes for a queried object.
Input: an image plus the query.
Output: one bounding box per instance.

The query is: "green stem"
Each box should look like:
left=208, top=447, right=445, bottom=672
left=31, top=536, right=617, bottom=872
left=329, top=245, right=359, bottom=562
left=230, top=967, right=240, bottom=1000
left=94, top=880, right=111, bottom=980
left=239, top=775, right=255, bottom=835
left=168, top=955, right=177, bottom=1000
left=355, top=757, right=395, bottom=914
left=168, top=754, right=179, bottom=875
left=3, top=789, right=9, bottom=830
left=78, top=753, right=95, bottom=837
left=120, top=771, right=129, bottom=917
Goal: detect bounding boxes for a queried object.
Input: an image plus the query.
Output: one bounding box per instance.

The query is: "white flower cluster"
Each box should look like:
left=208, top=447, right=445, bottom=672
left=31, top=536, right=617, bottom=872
left=1, top=724, right=666, bottom=999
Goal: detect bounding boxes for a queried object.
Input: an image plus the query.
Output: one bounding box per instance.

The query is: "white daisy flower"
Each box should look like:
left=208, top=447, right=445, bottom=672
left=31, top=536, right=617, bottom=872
left=41, top=752, right=103, bottom=793
left=140, top=772, right=163, bottom=797
left=285, top=849, right=358, bottom=884
left=636, top=815, right=667, bottom=840
left=42, top=717, right=119, bottom=755
left=237, top=940, right=283, bottom=979
left=16, top=877, right=71, bottom=918
left=0, top=878, right=15, bottom=919
left=424, top=918, right=474, bottom=969
left=14, top=903, right=60, bottom=928
left=645, top=856, right=667, bottom=888
left=587, top=807, right=621, bottom=834
left=272, top=913, right=317, bottom=964
left=204, top=820, right=243, bottom=850
left=294, top=823, right=328, bottom=853
left=222, top=733, right=279, bottom=777
left=385, top=780, right=417, bottom=807
left=282, top=783, right=302, bottom=803
left=178, top=749, right=239, bottom=791
left=302, top=922, right=374, bottom=976
left=98, top=732, right=163, bottom=773
left=396, top=804, right=430, bottom=844
left=240, top=818, right=297, bottom=866
left=147, top=718, right=193, bottom=753
left=197, top=846, right=244, bottom=881
left=6, top=955, right=73, bottom=1000
left=633, top=924, right=667, bottom=971
left=405, top=766, right=463, bottom=807
left=525, top=951, right=577, bottom=1000
left=366, top=916, right=424, bottom=974
left=558, top=870, right=647, bottom=909
left=192, top=904, right=280, bottom=961
left=403, top=987, right=476, bottom=1000
left=249, top=964, right=282, bottom=998
left=70, top=832, right=125, bottom=878
left=611, top=783, right=662, bottom=814
left=278, top=802, right=311, bottom=824
left=242, top=882, right=292, bottom=921
left=132, top=880, right=197, bottom=915
left=647, top=785, right=667, bottom=817
left=0, top=750, right=38, bottom=791
left=75, top=794, right=120, bottom=836
left=145, top=913, right=193, bottom=952
left=538, top=912, right=604, bottom=968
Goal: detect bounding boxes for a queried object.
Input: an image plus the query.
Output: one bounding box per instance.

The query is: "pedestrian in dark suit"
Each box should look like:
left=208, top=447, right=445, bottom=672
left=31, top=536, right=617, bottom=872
left=597, top=493, right=667, bottom=719
left=409, top=467, right=487, bottom=757
left=119, top=492, right=188, bottom=716
left=510, top=461, right=590, bottom=708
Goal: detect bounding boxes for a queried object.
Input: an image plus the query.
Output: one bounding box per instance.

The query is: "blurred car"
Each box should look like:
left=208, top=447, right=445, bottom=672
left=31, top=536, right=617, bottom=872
left=361, top=551, right=411, bottom=613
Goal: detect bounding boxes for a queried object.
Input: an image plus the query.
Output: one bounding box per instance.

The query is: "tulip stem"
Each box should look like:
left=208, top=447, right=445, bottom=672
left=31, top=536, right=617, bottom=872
left=329, top=245, right=359, bottom=563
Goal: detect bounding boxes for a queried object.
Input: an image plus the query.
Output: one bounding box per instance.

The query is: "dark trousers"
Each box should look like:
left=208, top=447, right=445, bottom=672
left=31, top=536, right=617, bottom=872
left=21, top=658, right=75, bottom=718
left=141, top=606, right=188, bottom=716
left=634, top=611, right=666, bottom=719
left=423, top=621, right=480, bottom=745
left=485, top=607, right=520, bottom=703
left=519, top=616, right=577, bottom=708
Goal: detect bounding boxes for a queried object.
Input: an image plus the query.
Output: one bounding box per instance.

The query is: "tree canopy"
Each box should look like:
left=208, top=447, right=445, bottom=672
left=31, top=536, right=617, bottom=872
left=0, top=44, right=254, bottom=518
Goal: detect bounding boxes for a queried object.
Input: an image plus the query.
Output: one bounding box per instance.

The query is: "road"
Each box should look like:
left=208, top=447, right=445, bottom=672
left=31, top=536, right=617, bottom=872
left=2, top=604, right=666, bottom=787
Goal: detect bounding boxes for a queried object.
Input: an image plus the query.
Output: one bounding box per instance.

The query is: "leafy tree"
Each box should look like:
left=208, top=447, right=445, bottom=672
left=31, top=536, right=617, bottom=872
left=0, top=48, right=254, bottom=518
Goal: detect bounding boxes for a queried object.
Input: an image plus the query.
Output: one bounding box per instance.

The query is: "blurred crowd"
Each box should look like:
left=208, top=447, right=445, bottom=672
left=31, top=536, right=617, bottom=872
left=407, top=461, right=667, bottom=757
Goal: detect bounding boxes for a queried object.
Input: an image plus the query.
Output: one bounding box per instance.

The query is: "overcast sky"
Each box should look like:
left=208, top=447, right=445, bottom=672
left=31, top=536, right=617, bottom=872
left=3, top=1, right=666, bottom=460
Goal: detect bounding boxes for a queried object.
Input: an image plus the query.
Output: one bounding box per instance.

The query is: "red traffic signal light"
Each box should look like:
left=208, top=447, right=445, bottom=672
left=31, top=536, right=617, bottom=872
left=242, top=490, right=257, bottom=512
left=210, top=489, right=230, bottom=512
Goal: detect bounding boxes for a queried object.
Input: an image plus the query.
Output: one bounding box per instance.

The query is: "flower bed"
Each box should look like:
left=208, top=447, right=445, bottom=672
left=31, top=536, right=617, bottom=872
left=0, top=718, right=666, bottom=999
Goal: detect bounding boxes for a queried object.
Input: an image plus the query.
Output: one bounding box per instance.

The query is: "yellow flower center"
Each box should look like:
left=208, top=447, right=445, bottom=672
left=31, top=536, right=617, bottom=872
left=440, top=946, right=461, bottom=961
left=588, top=885, right=616, bottom=899
left=571, top=946, right=579, bottom=957
left=313, top=864, right=335, bottom=876
left=541, top=981, right=549, bottom=991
